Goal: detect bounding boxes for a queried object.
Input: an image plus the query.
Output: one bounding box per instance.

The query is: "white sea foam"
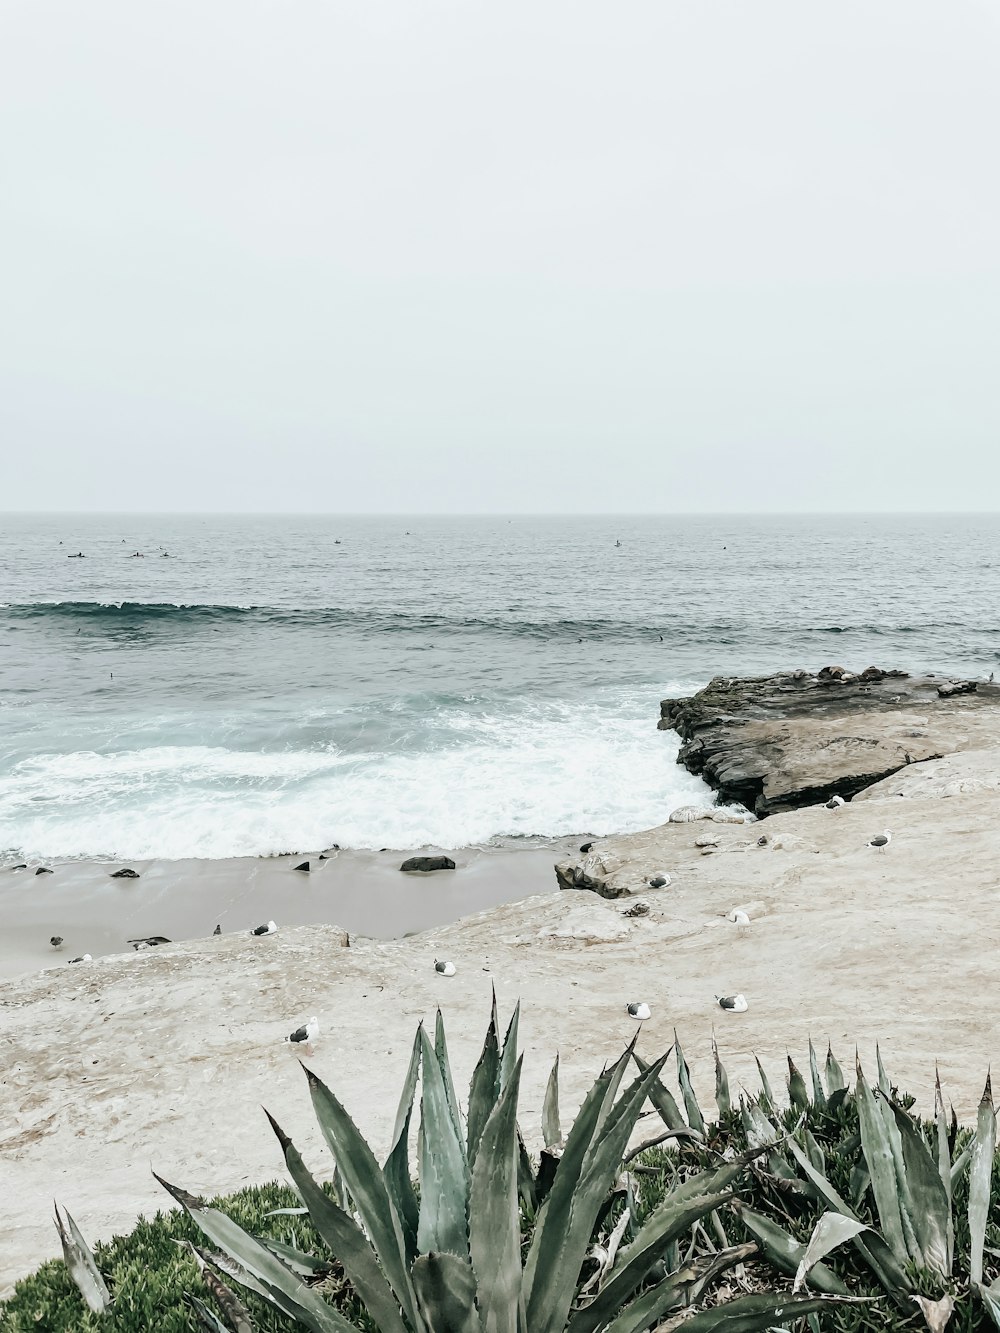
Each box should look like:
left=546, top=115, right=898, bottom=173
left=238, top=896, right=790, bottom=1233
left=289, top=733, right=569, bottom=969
left=0, top=693, right=714, bottom=860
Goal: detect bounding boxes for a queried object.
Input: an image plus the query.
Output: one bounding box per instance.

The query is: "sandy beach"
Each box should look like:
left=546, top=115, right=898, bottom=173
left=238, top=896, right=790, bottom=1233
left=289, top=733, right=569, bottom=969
left=4, top=743, right=1000, bottom=1295
left=0, top=840, right=580, bottom=981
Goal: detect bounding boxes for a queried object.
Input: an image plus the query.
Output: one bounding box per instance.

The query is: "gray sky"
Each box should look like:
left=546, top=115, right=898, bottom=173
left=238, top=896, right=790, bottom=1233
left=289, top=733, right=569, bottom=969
left=2, top=1, right=999, bottom=513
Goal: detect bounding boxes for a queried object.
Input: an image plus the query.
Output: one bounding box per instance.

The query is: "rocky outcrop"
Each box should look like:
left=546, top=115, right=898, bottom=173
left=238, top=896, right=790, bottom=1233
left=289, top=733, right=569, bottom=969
left=658, top=668, right=997, bottom=817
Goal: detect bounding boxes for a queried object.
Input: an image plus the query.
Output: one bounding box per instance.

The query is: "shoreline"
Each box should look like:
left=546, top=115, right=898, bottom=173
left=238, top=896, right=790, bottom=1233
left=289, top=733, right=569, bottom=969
left=0, top=839, right=586, bottom=981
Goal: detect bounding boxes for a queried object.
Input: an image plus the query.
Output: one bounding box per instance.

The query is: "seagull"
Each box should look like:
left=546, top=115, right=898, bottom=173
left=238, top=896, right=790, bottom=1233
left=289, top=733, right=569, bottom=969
left=825, top=795, right=846, bottom=810
left=717, top=993, right=748, bottom=1012
left=647, top=873, right=670, bottom=889
left=868, top=830, right=892, bottom=851
left=49, top=936, right=63, bottom=949
left=626, top=1002, right=651, bottom=1021
left=434, top=959, right=456, bottom=976
left=213, top=924, right=221, bottom=935
left=727, top=909, right=751, bottom=935
left=69, top=954, right=93, bottom=964
left=285, top=1016, right=319, bottom=1049
left=127, top=935, right=170, bottom=950
left=251, top=920, right=278, bottom=936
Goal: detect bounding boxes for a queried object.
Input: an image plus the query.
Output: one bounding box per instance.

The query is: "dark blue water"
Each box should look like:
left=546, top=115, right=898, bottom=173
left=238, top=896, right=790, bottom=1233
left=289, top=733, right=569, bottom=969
left=0, top=512, right=995, bottom=859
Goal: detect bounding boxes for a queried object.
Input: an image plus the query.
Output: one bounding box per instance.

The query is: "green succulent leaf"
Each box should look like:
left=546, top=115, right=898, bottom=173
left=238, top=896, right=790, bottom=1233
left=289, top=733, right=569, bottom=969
left=675, top=1033, right=706, bottom=1135
left=808, top=1040, right=826, bottom=1108
left=264, top=1111, right=409, bottom=1333
left=467, top=1003, right=501, bottom=1166
left=824, top=1044, right=846, bottom=1094
left=542, top=1052, right=561, bottom=1148
left=469, top=1055, right=524, bottom=1333
left=154, top=1174, right=354, bottom=1333
left=418, top=1023, right=471, bottom=1259
left=632, top=1048, right=687, bottom=1132
left=302, top=1066, right=420, bottom=1329
left=675, top=1292, right=862, bottom=1333
left=53, top=1202, right=113, bottom=1315
left=969, top=1072, right=996, bottom=1286
left=411, top=1252, right=481, bottom=1333
left=735, top=1205, right=849, bottom=1295
left=884, top=1095, right=950, bottom=1276
left=713, top=1036, right=731, bottom=1117
left=855, top=1061, right=908, bottom=1266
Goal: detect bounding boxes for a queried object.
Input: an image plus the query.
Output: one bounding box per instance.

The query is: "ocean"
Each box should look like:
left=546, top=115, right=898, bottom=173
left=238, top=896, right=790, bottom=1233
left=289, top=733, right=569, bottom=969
left=1, top=512, right=996, bottom=862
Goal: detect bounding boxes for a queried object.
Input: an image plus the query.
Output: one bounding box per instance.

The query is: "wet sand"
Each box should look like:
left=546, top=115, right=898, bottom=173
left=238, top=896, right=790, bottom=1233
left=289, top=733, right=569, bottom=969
left=0, top=841, right=580, bottom=980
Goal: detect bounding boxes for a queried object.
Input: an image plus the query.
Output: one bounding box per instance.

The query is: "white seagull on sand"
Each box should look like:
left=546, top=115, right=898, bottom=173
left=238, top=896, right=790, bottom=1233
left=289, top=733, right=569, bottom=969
left=825, top=795, right=846, bottom=810
left=727, top=909, right=752, bottom=935
left=626, top=1002, right=651, bottom=1021
left=69, top=954, right=92, bottom=964
left=285, top=1016, right=319, bottom=1049
left=717, top=993, right=748, bottom=1012
left=251, top=920, right=278, bottom=936
left=868, top=830, right=892, bottom=851
left=434, top=959, right=457, bottom=976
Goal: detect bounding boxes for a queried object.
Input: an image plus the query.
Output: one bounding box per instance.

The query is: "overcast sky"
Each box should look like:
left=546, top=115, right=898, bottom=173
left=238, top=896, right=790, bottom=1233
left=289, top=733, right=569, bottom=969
left=2, top=1, right=999, bottom=513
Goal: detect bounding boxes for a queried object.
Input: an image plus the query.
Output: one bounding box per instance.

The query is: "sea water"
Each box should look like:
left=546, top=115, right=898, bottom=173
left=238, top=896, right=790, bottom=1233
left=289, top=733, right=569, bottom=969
left=0, top=512, right=996, bottom=860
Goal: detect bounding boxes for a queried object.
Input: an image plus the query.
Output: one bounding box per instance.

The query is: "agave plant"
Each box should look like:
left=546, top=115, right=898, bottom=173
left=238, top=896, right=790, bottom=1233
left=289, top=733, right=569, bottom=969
left=733, top=1042, right=1000, bottom=1333
left=154, top=1002, right=848, bottom=1333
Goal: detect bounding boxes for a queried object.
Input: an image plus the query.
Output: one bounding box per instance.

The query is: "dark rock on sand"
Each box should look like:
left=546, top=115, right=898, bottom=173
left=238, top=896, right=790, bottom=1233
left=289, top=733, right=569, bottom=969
left=110, top=868, right=140, bottom=879
left=579, top=841, right=594, bottom=853
left=658, top=668, right=994, bottom=817
left=400, top=855, right=456, bottom=873
left=294, top=861, right=311, bottom=873
left=35, top=867, right=53, bottom=876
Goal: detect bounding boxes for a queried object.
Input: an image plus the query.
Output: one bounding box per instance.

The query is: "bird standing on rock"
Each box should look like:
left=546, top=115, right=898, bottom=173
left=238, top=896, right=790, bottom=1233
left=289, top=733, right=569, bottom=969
left=825, top=795, right=846, bottom=810
left=726, top=910, right=751, bottom=935
left=434, top=959, right=457, bottom=976
left=251, top=920, right=278, bottom=936
left=717, top=993, right=748, bottom=1012
left=868, top=830, right=892, bottom=851
left=626, top=1002, right=651, bottom=1021
left=49, top=936, right=63, bottom=949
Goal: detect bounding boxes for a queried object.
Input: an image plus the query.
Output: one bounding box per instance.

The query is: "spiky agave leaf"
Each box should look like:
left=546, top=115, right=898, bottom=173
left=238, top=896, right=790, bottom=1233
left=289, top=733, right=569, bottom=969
left=786, top=1056, right=809, bottom=1112
left=808, top=1040, right=826, bottom=1108
left=854, top=1059, right=908, bottom=1266
left=792, top=1212, right=870, bottom=1292
left=301, top=1067, right=421, bottom=1329
left=597, top=1244, right=757, bottom=1333
left=383, top=1025, right=423, bottom=1262
left=185, top=1241, right=256, bottom=1333
left=469, top=1057, right=523, bottom=1333
left=566, top=1189, right=737, bottom=1333
left=264, top=1111, right=409, bottom=1333
left=434, top=1008, right=467, bottom=1160
left=499, top=1000, right=520, bottom=1092
left=666, top=1292, right=866, bottom=1333
left=184, top=1293, right=235, bottom=1333
left=53, top=1203, right=113, bottom=1315
left=713, top=1036, right=731, bottom=1117
left=467, top=1001, right=501, bottom=1166
left=825, top=1043, right=846, bottom=1095
left=411, top=1252, right=481, bottom=1333
left=934, top=1070, right=954, bottom=1273
left=418, top=1022, right=471, bottom=1259
left=883, top=1094, right=950, bottom=1277
left=733, top=1205, right=849, bottom=1295
left=782, top=1135, right=912, bottom=1302
left=155, top=1175, right=355, bottom=1333
left=632, top=1048, right=687, bottom=1133
left=675, top=1032, right=706, bottom=1135
left=542, top=1052, right=561, bottom=1148
left=523, top=1044, right=669, bottom=1333
left=754, top=1054, right=775, bottom=1109
left=969, top=1071, right=996, bottom=1286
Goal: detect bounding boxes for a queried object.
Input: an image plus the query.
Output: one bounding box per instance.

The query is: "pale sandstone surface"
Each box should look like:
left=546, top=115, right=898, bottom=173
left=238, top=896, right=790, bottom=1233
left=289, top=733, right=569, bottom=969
left=4, top=761, right=1000, bottom=1295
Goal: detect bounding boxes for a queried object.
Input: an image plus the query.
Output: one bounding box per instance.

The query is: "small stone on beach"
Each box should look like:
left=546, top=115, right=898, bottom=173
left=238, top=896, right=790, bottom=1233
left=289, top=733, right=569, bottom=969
left=110, top=868, right=140, bottom=879
left=35, top=867, right=53, bottom=876
left=647, top=873, right=669, bottom=888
